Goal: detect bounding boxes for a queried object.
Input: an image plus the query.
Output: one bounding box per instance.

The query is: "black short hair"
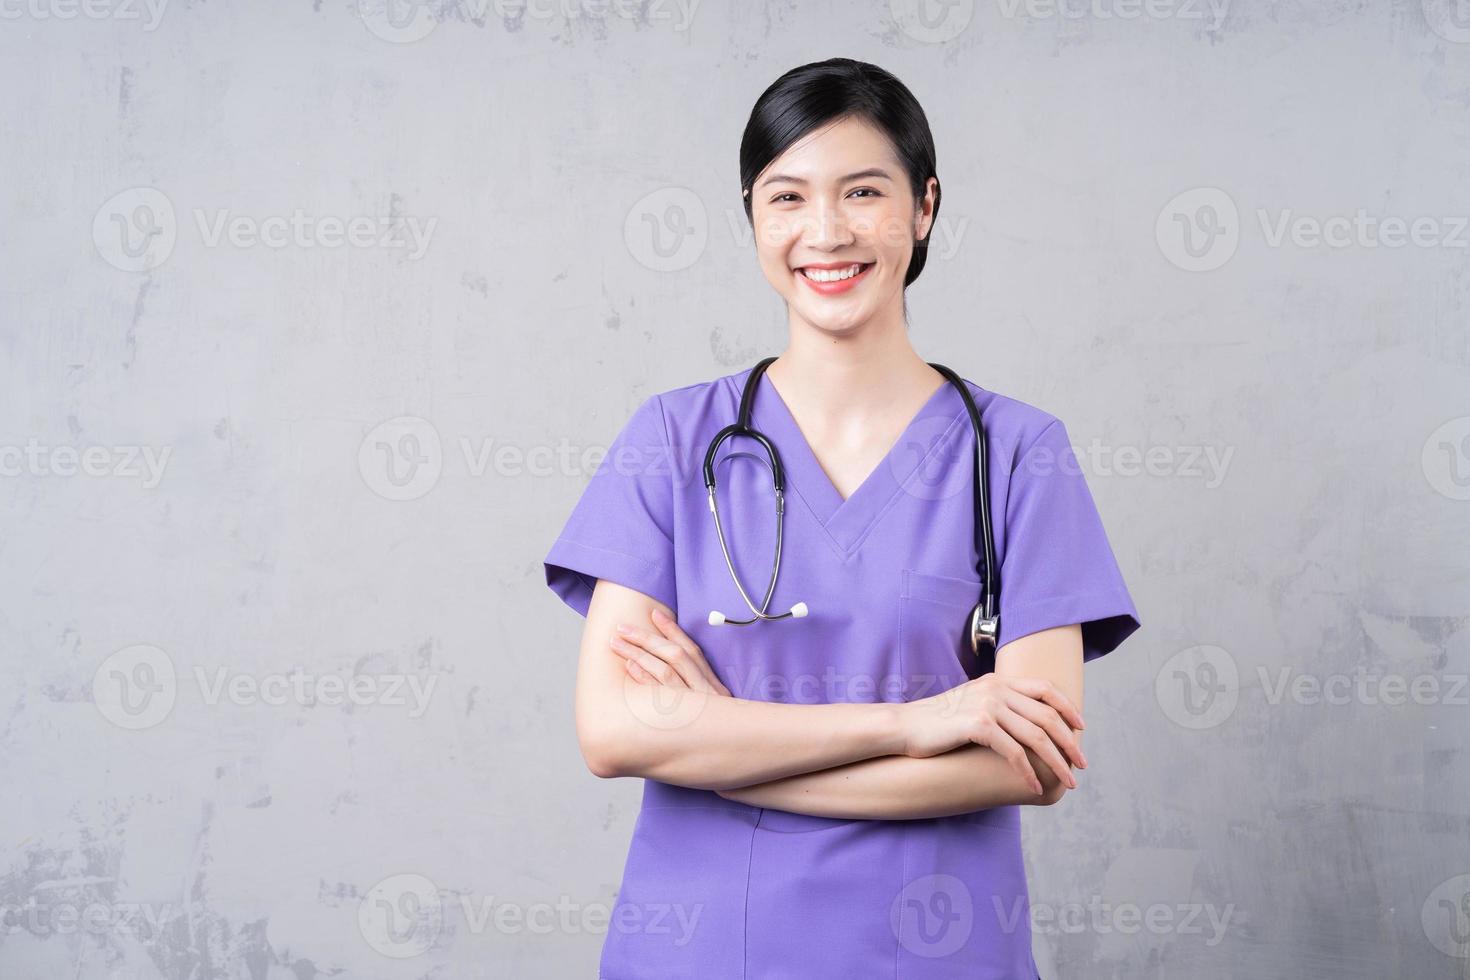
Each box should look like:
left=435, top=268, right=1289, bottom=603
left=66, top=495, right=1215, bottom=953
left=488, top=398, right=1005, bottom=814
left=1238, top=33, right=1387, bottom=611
left=739, top=58, right=941, bottom=289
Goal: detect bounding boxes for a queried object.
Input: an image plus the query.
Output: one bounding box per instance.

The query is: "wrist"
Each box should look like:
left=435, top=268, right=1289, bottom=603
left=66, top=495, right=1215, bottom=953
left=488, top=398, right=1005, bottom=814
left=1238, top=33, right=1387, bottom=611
left=876, top=700, right=911, bottom=757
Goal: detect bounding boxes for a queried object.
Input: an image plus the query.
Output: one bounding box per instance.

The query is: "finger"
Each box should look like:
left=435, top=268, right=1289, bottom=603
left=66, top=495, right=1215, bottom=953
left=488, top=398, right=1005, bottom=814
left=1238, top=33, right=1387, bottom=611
left=650, top=609, right=731, bottom=696
left=631, top=649, right=687, bottom=687
left=1005, top=693, right=1086, bottom=770
left=1005, top=677, right=1085, bottom=731
left=997, top=704, right=1077, bottom=790
left=610, top=634, right=688, bottom=688
left=649, top=608, right=728, bottom=694
left=620, top=625, right=711, bottom=693
left=976, top=719, right=1044, bottom=796
left=624, top=658, right=651, bottom=683
left=608, top=634, right=642, bottom=662
left=614, top=626, right=704, bottom=689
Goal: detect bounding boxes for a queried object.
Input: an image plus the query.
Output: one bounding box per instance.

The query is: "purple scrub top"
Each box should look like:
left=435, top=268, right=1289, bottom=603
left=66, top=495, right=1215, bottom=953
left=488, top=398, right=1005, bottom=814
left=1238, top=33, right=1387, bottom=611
left=545, top=365, right=1141, bottom=979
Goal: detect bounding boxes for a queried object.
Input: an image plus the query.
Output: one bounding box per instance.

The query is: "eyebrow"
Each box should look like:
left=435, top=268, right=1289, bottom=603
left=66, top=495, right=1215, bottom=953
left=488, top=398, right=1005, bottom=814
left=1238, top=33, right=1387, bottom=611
left=757, top=167, right=895, bottom=189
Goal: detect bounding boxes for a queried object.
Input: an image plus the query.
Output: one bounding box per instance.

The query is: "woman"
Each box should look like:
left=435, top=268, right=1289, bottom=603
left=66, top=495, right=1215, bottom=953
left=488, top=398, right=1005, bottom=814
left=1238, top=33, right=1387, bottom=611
left=544, top=57, right=1141, bottom=979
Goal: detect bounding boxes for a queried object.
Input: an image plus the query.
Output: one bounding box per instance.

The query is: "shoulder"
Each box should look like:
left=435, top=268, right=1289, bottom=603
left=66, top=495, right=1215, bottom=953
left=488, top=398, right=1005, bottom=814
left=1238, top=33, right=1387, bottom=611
left=953, top=376, right=1069, bottom=473
left=636, top=368, right=751, bottom=442
left=649, top=367, right=747, bottom=411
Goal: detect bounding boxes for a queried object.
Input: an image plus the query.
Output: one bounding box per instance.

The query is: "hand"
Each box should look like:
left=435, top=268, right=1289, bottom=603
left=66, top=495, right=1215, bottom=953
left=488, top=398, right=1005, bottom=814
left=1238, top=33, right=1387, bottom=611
left=608, top=607, right=732, bottom=697
left=900, top=674, right=1086, bottom=796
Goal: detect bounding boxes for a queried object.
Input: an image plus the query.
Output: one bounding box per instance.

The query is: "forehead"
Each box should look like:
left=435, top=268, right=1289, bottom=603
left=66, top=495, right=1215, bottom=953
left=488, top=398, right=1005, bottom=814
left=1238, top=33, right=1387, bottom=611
left=763, top=116, right=901, bottom=179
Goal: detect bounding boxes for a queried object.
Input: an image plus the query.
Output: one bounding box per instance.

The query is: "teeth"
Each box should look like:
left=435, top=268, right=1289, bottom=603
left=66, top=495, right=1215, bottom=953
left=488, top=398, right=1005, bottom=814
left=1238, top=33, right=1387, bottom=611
left=802, top=263, right=865, bottom=283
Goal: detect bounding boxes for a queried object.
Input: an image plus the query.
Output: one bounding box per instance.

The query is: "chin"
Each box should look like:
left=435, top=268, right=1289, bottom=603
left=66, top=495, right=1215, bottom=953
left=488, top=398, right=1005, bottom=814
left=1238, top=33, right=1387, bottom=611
left=797, top=306, right=869, bottom=335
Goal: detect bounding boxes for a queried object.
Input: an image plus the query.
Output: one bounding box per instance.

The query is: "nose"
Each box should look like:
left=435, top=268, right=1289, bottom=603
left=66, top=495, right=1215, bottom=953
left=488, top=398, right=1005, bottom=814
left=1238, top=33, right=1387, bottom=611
left=798, top=196, right=856, bottom=250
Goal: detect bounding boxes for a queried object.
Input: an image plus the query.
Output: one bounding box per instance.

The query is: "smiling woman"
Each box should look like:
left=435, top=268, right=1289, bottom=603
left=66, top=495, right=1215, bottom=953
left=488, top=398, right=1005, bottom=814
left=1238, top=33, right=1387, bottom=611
left=544, top=57, right=1141, bottom=980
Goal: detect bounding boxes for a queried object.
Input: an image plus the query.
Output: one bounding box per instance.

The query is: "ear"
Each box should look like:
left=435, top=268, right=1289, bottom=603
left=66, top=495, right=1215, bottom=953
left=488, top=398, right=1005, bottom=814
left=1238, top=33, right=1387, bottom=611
left=914, top=175, right=939, bottom=242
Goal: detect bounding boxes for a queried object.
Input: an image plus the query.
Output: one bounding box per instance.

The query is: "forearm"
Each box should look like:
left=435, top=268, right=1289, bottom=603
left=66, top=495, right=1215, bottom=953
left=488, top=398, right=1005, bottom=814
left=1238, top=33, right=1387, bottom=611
left=584, top=686, right=907, bottom=792
left=717, top=742, right=1073, bottom=819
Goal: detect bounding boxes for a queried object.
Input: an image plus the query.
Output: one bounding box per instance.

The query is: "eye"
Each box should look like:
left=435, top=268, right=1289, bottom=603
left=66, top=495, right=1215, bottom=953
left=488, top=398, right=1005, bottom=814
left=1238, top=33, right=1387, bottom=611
left=849, top=187, right=882, bottom=199
left=771, top=193, right=801, bottom=204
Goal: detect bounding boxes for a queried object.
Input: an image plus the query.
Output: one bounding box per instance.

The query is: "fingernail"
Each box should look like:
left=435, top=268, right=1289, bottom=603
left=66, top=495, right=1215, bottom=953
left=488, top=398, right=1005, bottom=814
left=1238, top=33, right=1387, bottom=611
left=1081, top=754, right=1089, bottom=768
left=616, top=624, right=633, bottom=635
left=651, top=608, right=667, bottom=620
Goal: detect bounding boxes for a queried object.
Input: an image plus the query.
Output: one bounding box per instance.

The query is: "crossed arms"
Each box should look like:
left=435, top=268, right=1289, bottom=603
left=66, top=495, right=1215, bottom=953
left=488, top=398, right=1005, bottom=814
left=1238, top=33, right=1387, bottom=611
left=573, top=580, right=1087, bottom=820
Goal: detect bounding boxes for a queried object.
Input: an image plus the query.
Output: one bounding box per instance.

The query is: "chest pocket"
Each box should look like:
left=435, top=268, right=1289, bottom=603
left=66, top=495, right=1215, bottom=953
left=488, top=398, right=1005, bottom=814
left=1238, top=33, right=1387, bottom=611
left=898, top=568, right=992, bottom=701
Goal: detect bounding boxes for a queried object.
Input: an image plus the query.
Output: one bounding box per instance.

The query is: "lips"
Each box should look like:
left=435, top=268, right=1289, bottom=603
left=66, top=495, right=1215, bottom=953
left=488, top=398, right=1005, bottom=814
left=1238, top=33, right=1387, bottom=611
left=796, top=262, right=871, bottom=281
left=795, top=262, right=874, bottom=295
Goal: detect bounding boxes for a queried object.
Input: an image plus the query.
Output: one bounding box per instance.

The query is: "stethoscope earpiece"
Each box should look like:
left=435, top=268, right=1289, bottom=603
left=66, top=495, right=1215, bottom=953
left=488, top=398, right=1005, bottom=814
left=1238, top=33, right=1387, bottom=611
left=708, top=601, right=808, bottom=628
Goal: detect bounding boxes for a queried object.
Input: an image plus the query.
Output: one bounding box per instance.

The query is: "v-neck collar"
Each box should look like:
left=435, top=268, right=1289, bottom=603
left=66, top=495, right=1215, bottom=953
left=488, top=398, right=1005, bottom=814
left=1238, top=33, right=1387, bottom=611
left=742, top=366, right=969, bottom=557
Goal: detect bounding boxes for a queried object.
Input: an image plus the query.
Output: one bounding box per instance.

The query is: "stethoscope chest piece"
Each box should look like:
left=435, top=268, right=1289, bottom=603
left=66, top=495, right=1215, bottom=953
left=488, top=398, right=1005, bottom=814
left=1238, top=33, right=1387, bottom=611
left=969, top=604, right=999, bottom=655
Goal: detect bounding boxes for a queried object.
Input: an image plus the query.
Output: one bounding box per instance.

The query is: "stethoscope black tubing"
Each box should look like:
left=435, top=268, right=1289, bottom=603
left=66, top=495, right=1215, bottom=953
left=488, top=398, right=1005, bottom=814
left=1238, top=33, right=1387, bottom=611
left=704, top=356, right=999, bottom=620
left=928, top=361, right=998, bottom=621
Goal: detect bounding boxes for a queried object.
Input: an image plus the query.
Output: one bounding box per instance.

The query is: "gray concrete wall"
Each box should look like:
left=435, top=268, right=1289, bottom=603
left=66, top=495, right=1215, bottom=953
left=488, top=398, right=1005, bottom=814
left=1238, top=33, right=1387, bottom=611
left=2, top=1, right=1468, bottom=977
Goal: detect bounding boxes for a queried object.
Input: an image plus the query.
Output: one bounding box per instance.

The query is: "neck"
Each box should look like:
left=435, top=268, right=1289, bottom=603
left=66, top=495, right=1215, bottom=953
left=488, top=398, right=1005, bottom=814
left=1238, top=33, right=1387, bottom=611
left=765, top=303, right=941, bottom=425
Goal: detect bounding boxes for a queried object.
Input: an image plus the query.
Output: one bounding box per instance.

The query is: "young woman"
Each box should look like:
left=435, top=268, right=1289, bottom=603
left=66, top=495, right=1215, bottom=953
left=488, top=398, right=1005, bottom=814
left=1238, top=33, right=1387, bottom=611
left=544, top=57, right=1141, bottom=980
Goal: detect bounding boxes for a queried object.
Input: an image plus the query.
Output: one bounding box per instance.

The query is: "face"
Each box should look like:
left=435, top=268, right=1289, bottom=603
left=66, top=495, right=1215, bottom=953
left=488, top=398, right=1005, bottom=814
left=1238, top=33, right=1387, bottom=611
left=748, top=115, right=936, bottom=336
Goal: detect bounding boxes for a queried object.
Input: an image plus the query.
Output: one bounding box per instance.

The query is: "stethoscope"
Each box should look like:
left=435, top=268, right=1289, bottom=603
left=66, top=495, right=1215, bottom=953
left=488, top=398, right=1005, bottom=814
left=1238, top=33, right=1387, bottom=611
left=702, top=356, right=1000, bottom=656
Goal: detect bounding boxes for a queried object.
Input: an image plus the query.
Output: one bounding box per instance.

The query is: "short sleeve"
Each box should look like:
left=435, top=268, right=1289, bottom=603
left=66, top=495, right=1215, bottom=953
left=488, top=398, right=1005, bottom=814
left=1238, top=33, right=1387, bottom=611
left=996, top=419, right=1141, bottom=662
left=543, top=394, right=678, bottom=618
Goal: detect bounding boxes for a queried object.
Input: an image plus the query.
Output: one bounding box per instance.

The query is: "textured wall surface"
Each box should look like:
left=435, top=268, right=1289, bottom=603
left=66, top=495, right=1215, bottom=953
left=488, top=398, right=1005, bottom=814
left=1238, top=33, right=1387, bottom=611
left=2, top=1, right=1469, bottom=977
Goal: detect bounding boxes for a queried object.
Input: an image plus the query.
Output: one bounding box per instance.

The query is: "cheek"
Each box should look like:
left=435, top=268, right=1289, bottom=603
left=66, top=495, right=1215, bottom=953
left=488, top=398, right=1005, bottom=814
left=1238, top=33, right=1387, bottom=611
left=752, top=224, right=798, bottom=281
left=753, top=214, right=799, bottom=256
left=861, top=207, right=917, bottom=265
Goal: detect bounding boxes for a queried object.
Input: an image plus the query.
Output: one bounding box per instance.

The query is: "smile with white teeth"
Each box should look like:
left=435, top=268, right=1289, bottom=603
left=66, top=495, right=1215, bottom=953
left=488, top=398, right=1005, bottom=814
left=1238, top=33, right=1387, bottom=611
left=800, top=263, right=868, bottom=282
